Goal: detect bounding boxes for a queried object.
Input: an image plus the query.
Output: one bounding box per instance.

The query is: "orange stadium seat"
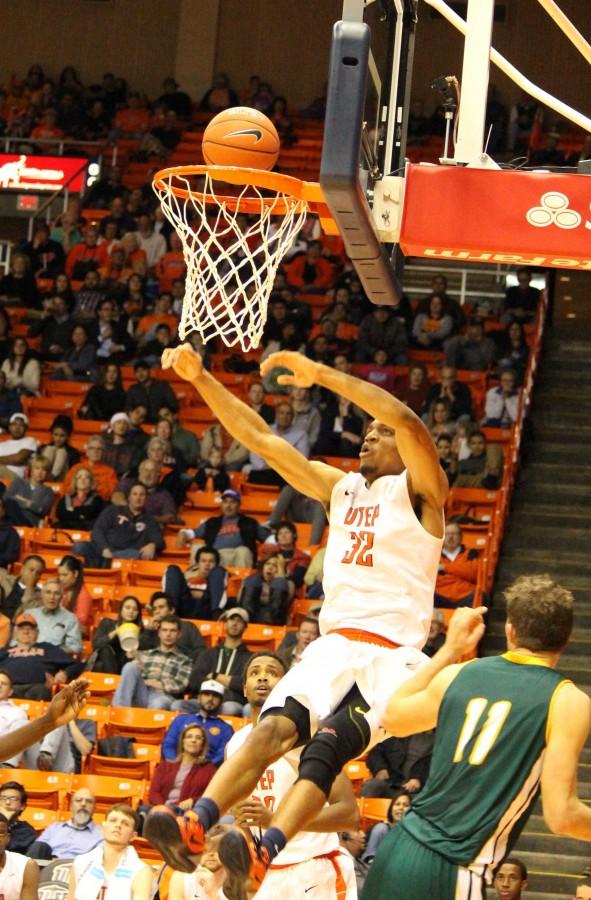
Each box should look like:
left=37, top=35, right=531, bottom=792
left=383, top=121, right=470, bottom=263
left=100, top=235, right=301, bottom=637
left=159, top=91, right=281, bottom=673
left=77, top=705, right=110, bottom=738
left=345, top=760, right=371, bottom=794
left=128, top=559, right=169, bottom=587
left=21, top=807, right=60, bottom=832
left=243, top=624, right=286, bottom=651
left=12, top=699, right=48, bottom=719
left=187, top=620, right=224, bottom=647
left=85, top=753, right=152, bottom=781
left=0, top=770, right=72, bottom=810
left=289, top=599, right=321, bottom=626
left=358, top=797, right=391, bottom=830
left=70, top=774, right=145, bottom=811
left=110, top=585, right=155, bottom=609
left=106, top=707, right=178, bottom=745
left=81, top=672, right=121, bottom=703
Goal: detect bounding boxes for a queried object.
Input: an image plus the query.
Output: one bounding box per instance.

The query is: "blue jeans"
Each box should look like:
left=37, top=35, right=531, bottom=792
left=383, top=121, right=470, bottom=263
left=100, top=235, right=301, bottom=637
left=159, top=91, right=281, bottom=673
left=113, top=661, right=176, bottom=710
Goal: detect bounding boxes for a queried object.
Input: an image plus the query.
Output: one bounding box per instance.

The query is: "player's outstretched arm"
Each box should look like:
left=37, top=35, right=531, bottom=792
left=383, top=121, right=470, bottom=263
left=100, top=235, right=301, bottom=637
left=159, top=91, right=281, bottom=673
left=162, top=344, right=344, bottom=505
left=304, top=771, right=360, bottom=833
left=541, top=682, right=591, bottom=840
left=261, top=351, right=448, bottom=508
left=382, top=607, right=487, bottom=737
left=0, top=678, right=89, bottom=763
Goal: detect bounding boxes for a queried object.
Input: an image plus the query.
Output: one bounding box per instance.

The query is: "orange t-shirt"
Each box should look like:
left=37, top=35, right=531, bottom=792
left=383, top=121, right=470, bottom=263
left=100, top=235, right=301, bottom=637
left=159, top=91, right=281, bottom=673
left=436, top=547, right=479, bottom=602
left=136, top=312, right=179, bottom=337
left=115, top=108, right=150, bottom=134
left=155, top=251, right=186, bottom=290
left=64, top=461, right=118, bottom=502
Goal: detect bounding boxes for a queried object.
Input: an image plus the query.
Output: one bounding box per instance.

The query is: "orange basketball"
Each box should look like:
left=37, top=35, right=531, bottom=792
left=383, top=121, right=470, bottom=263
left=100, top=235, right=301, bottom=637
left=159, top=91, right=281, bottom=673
left=202, top=107, right=280, bottom=170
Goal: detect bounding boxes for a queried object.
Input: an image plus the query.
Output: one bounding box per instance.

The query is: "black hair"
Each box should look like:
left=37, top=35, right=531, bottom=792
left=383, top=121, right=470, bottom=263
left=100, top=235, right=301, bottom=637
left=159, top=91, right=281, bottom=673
left=387, top=789, right=412, bottom=823
left=117, top=595, right=144, bottom=629
left=243, top=650, right=287, bottom=685
left=275, top=520, right=297, bottom=540
left=497, top=857, right=528, bottom=880
left=0, top=781, right=27, bottom=806
left=150, top=591, right=174, bottom=610
left=50, top=414, right=74, bottom=436
left=195, top=545, right=220, bottom=566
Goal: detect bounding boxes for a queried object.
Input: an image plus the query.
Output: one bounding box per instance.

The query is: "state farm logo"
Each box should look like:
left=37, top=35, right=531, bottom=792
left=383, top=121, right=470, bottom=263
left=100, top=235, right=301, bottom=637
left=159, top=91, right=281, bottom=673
left=526, top=192, right=583, bottom=230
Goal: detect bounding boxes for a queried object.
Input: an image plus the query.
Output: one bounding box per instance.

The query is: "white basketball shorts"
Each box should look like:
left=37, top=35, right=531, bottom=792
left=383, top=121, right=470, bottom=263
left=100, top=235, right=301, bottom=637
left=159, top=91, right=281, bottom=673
left=255, top=851, right=357, bottom=899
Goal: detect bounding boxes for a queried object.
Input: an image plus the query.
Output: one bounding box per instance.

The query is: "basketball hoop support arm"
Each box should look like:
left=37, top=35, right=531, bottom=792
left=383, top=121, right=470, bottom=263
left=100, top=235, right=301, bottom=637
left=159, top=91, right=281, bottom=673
left=320, top=20, right=403, bottom=307
left=452, top=0, right=495, bottom=164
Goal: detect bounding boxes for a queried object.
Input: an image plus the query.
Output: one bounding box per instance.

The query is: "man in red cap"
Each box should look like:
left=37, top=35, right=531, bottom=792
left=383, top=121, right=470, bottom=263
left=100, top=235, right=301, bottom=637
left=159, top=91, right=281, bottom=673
left=0, top=613, right=83, bottom=700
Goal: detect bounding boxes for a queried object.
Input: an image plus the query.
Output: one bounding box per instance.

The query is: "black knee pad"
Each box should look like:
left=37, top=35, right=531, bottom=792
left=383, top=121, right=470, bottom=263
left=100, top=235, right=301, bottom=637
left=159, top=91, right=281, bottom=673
left=297, top=700, right=371, bottom=796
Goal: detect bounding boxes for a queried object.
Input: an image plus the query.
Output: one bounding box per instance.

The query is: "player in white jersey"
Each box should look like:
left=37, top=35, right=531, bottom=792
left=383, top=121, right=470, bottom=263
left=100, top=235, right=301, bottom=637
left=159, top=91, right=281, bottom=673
left=145, top=345, right=447, bottom=891
left=227, top=651, right=358, bottom=899
left=0, top=812, right=39, bottom=899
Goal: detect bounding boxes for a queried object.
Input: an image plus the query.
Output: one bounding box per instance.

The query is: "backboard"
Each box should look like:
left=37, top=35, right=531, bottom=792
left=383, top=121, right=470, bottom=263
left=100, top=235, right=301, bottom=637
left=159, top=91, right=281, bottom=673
left=320, top=1, right=418, bottom=306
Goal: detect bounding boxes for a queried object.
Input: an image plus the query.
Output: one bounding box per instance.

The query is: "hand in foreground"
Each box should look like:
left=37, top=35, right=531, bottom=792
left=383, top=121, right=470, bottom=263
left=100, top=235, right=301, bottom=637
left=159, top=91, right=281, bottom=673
left=444, top=606, right=487, bottom=658
left=232, top=797, right=272, bottom=829
left=162, top=343, right=205, bottom=382
left=259, top=351, right=319, bottom=388
left=44, top=679, right=90, bottom=730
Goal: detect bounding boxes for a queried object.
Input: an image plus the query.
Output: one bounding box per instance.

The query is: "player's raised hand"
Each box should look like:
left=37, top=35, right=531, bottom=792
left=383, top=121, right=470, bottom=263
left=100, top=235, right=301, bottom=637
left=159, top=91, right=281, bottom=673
left=44, top=678, right=90, bottom=729
left=260, top=351, right=319, bottom=388
left=162, top=343, right=204, bottom=382
left=444, top=606, right=487, bottom=658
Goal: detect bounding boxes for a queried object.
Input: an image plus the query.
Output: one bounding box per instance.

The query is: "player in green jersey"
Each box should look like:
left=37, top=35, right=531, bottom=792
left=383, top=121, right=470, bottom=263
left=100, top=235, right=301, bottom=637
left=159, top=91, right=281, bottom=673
left=363, top=574, right=591, bottom=900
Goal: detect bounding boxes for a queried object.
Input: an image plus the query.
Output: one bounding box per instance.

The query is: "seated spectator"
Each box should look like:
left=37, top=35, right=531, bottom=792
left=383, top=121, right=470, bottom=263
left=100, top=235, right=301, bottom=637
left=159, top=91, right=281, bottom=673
left=65, top=223, right=108, bottom=279
left=55, top=466, right=106, bottom=531
left=64, top=436, right=118, bottom=502
left=4, top=454, right=54, bottom=526
left=0, top=670, right=28, bottom=766
left=290, top=386, right=321, bottom=448
left=395, top=364, right=430, bottom=417
left=68, top=804, right=153, bottom=898
left=415, top=274, right=465, bottom=334
left=412, top=294, right=454, bottom=349
left=136, top=292, right=178, bottom=344
left=425, top=365, right=473, bottom=421
left=57, top=556, right=93, bottom=636
left=435, top=520, right=480, bottom=608
left=495, top=321, right=529, bottom=385
left=1, top=337, right=41, bottom=396
left=456, top=429, right=504, bottom=489
left=359, top=349, right=396, bottom=393
left=278, top=616, right=320, bottom=669
left=0, top=499, right=20, bottom=569
left=99, top=196, right=137, bottom=239
left=303, top=547, right=326, bottom=599
left=530, top=131, right=565, bottom=166
left=339, top=829, right=369, bottom=895
left=0, top=781, right=37, bottom=854
left=103, top=412, right=137, bottom=477
left=0, top=412, right=38, bottom=483
left=316, top=395, right=364, bottom=458
left=113, top=92, right=150, bottom=138
left=155, top=234, right=186, bottom=291
left=356, top=306, right=408, bottom=364
left=238, top=554, right=290, bottom=625
left=91, top=595, right=145, bottom=674
left=0, top=371, right=22, bottom=431
left=163, top=547, right=228, bottom=620
left=284, top=240, right=335, bottom=293
left=29, top=579, right=82, bottom=654
left=71, top=269, right=106, bottom=322
left=262, top=297, right=296, bottom=345
left=0, top=612, right=82, bottom=699
left=125, top=359, right=178, bottom=422
left=147, top=724, right=216, bottom=812
left=51, top=209, right=83, bottom=254
left=112, top=614, right=192, bottom=710
left=362, top=729, right=433, bottom=798
left=182, top=609, right=251, bottom=717
left=158, top=405, right=200, bottom=467
left=127, top=402, right=150, bottom=451
left=270, top=95, right=295, bottom=145
left=200, top=422, right=249, bottom=472
left=20, top=220, right=64, bottom=278
left=34, top=716, right=96, bottom=774
left=444, top=317, right=497, bottom=371
left=248, top=402, right=310, bottom=487
left=0, top=554, right=44, bottom=621
left=483, top=369, right=520, bottom=428
left=79, top=362, right=126, bottom=421
left=28, top=789, right=102, bottom=860
left=493, top=858, right=529, bottom=899
left=268, top=485, right=327, bottom=548
left=502, top=268, right=540, bottom=324
left=73, top=482, right=164, bottom=568
left=177, top=489, right=270, bottom=568
left=38, top=414, right=80, bottom=481
left=50, top=323, right=97, bottom=382
left=112, top=457, right=177, bottom=526
left=28, top=294, right=73, bottom=362
left=436, top=433, right=457, bottom=486
left=162, top=680, right=234, bottom=765
left=199, top=72, right=238, bottom=113
left=361, top=790, right=413, bottom=864
left=424, top=609, right=446, bottom=657
left=425, top=398, right=457, bottom=441
left=260, top=521, right=310, bottom=591
left=140, top=592, right=205, bottom=658
left=0, top=252, right=39, bottom=308
left=88, top=297, right=135, bottom=363
left=193, top=446, right=230, bottom=493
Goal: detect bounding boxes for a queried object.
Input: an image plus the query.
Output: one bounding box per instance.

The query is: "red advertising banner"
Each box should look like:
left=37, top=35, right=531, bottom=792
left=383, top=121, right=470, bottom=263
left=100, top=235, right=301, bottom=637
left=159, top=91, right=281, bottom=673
left=0, top=154, right=88, bottom=193
left=400, top=164, right=591, bottom=271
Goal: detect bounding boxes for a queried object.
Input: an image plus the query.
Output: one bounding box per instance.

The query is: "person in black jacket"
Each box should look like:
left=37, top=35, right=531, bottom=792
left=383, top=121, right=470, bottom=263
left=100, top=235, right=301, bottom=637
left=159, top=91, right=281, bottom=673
left=79, top=363, right=126, bottom=421
left=125, top=359, right=178, bottom=423
left=360, top=730, right=435, bottom=799
left=176, top=489, right=271, bottom=568
left=91, top=594, right=145, bottom=674
left=182, top=608, right=251, bottom=716
left=0, top=498, right=20, bottom=568
left=0, top=781, right=37, bottom=854
left=54, top=466, right=105, bottom=530
left=71, top=483, right=164, bottom=568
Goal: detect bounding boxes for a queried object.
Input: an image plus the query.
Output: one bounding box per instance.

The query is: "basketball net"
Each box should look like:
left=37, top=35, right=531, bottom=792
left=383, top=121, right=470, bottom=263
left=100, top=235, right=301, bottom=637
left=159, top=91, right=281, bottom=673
left=153, top=168, right=308, bottom=351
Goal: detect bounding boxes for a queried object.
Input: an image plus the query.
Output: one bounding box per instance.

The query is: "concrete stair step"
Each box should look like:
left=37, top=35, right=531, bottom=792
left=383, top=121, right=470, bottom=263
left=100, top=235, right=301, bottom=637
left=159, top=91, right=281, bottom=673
left=533, top=443, right=591, bottom=464
left=525, top=463, right=591, bottom=486
left=498, top=550, right=591, bottom=577
left=518, top=830, right=591, bottom=856
left=514, top=851, right=587, bottom=875
left=525, top=869, right=583, bottom=895
left=502, top=523, right=590, bottom=553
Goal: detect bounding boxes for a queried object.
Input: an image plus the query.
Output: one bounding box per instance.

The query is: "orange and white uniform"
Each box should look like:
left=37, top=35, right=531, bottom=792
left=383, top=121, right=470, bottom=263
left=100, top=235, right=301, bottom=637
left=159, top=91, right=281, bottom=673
left=226, top=725, right=357, bottom=898
left=261, top=471, right=443, bottom=744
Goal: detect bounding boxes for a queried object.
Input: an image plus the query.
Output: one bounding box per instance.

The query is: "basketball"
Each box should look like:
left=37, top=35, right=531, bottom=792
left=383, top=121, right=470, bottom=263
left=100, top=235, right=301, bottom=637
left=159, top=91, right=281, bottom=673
left=202, top=106, right=280, bottom=170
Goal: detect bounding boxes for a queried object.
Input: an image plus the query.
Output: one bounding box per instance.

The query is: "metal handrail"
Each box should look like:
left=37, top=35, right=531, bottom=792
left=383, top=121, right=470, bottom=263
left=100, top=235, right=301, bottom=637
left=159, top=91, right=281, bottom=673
left=403, top=262, right=506, bottom=308
left=25, top=159, right=91, bottom=241
left=2, top=135, right=115, bottom=162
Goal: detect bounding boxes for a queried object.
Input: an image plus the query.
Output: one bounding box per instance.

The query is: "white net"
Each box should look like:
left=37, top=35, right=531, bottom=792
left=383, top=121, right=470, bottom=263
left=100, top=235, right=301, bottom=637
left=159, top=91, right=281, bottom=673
left=153, top=169, right=309, bottom=351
